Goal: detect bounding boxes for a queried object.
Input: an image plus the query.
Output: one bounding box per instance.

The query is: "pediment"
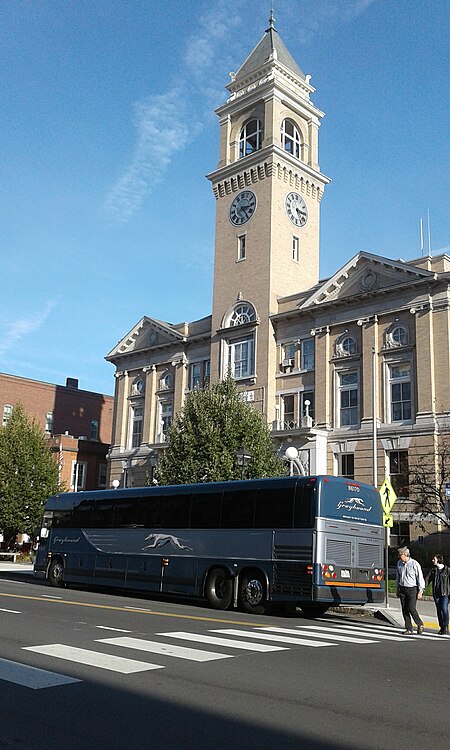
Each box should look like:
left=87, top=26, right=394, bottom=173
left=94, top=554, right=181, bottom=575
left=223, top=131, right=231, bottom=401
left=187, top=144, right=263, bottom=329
left=106, top=316, right=185, bottom=359
left=299, top=252, right=435, bottom=309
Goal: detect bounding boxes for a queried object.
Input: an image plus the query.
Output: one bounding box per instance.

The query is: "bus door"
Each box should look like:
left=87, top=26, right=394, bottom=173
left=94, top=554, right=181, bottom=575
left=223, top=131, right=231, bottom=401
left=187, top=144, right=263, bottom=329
left=160, top=555, right=198, bottom=596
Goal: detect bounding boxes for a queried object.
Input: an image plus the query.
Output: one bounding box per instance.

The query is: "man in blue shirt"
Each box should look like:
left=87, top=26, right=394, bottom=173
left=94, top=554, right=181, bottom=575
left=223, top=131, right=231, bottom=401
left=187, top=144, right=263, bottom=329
left=396, top=546, right=425, bottom=634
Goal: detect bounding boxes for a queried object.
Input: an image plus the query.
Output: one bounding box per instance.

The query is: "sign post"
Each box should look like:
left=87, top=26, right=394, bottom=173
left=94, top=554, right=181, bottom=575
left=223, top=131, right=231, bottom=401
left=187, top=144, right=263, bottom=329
left=379, top=479, right=397, bottom=608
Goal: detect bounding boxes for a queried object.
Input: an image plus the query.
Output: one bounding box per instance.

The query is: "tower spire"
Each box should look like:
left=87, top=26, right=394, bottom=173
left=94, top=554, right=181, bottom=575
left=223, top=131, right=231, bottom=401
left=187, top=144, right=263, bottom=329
left=267, top=4, right=276, bottom=32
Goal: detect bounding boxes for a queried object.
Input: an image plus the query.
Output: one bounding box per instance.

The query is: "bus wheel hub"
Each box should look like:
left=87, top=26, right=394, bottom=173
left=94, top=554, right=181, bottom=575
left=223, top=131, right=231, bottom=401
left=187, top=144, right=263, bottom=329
left=246, top=579, right=263, bottom=605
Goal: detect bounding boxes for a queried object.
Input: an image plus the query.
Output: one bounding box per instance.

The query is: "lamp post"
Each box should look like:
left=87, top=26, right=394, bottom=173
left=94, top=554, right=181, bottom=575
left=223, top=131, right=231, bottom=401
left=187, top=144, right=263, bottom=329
left=111, top=479, right=120, bottom=490
left=235, top=446, right=251, bottom=479
left=285, top=446, right=299, bottom=476
left=121, top=459, right=131, bottom=488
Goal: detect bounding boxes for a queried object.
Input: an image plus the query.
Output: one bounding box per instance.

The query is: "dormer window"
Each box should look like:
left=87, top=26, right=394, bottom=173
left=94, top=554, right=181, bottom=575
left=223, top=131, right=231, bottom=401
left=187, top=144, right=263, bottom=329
left=229, top=304, right=256, bottom=326
left=239, top=119, right=263, bottom=158
left=281, top=119, right=301, bottom=159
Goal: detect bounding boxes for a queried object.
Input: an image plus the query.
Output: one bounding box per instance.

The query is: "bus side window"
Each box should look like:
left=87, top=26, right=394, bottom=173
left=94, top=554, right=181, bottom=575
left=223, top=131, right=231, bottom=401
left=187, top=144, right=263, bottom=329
left=293, top=483, right=315, bottom=528
left=139, top=494, right=163, bottom=529
left=162, top=494, right=191, bottom=528
left=52, top=509, right=73, bottom=528
left=91, top=501, right=114, bottom=528
left=190, top=491, right=222, bottom=528
left=254, top=487, right=294, bottom=528
left=113, top=501, right=138, bottom=527
left=221, top=488, right=255, bottom=528
left=72, top=500, right=94, bottom=528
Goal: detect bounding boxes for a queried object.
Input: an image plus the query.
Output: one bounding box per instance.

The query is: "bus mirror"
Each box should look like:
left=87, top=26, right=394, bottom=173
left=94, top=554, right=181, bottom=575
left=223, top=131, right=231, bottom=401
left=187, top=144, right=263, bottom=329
left=40, top=528, right=49, bottom=539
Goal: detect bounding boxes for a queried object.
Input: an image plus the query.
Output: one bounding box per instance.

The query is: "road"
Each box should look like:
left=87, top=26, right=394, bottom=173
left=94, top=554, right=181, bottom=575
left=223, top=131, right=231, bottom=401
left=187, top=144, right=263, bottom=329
left=0, top=570, right=448, bottom=750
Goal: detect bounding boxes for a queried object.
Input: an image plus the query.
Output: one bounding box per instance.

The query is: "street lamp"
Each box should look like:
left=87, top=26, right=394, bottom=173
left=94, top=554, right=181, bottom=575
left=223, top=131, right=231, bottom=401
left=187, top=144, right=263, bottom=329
left=121, top=459, right=131, bottom=488
left=285, top=446, right=299, bottom=476
left=235, top=446, right=251, bottom=479
left=111, top=479, right=120, bottom=489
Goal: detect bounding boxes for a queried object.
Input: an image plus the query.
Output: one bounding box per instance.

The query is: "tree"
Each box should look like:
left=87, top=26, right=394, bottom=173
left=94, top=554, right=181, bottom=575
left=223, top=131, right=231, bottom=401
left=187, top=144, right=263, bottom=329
left=156, top=377, right=286, bottom=485
left=409, top=441, right=450, bottom=531
left=0, top=403, right=60, bottom=539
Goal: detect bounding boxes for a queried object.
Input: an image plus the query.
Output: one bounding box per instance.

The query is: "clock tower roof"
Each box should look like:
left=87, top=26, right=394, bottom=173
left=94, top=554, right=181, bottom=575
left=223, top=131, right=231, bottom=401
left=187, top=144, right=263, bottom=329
left=234, top=10, right=305, bottom=82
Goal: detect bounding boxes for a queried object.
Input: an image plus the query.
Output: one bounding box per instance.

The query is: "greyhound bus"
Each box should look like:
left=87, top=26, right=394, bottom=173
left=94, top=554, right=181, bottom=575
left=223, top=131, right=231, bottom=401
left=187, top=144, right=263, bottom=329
left=34, top=475, right=384, bottom=615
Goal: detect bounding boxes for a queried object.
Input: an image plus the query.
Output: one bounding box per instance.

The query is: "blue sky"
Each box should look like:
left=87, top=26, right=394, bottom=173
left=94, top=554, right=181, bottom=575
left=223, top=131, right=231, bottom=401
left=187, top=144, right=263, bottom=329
left=1, top=0, right=448, bottom=396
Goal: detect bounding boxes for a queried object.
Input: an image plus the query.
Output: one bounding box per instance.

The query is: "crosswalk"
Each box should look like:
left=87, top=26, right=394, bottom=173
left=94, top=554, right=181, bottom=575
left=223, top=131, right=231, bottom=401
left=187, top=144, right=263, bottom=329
left=1, top=618, right=447, bottom=689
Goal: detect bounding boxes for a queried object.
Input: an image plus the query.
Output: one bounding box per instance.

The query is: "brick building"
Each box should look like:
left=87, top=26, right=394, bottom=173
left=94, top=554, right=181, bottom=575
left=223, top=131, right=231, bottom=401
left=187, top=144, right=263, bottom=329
left=106, top=16, right=449, bottom=552
left=0, top=373, right=113, bottom=491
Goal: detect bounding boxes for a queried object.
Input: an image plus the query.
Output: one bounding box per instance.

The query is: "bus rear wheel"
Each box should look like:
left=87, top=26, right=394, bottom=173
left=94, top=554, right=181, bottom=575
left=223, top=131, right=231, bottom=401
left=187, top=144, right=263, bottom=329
left=239, top=571, right=270, bottom=615
left=299, top=603, right=329, bottom=618
left=48, top=557, right=65, bottom=588
left=205, top=568, right=233, bottom=610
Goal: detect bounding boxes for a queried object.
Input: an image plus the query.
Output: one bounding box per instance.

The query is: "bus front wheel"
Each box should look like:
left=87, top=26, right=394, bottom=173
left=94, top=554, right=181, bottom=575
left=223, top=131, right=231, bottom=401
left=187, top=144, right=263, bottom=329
left=299, top=603, right=329, bottom=618
left=48, top=557, right=65, bottom=588
left=205, top=568, right=233, bottom=610
left=239, top=571, right=270, bottom=615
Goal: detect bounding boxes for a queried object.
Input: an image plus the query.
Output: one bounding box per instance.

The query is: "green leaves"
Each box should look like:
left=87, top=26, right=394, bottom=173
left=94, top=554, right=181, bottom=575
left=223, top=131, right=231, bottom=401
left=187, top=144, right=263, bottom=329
left=156, top=377, right=286, bottom=485
left=0, top=403, right=60, bottom=536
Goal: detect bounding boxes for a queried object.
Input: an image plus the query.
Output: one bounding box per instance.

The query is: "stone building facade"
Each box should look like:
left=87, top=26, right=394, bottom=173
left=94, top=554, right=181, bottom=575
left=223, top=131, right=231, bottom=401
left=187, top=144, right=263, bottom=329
left=106, top=17, right=450, bottom=550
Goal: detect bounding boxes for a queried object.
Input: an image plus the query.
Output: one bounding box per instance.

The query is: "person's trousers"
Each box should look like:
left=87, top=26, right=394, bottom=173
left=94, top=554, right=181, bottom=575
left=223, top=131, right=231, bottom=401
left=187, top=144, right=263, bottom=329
left=433, top=594, right=449, bottom=631
left=398, top=586, right=423, bottom=630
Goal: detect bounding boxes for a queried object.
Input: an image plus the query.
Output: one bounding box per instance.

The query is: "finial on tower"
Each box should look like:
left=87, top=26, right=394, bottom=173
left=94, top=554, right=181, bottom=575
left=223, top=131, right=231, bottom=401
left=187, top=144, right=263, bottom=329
left=267, top=5, right=276, bottom=32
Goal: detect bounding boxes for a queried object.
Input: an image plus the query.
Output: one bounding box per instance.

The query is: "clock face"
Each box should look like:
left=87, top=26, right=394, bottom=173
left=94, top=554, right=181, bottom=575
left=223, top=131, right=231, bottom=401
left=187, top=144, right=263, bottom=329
left=229, top=190, right=257, bottom=226
left=285, top=192, right=308, bottom=227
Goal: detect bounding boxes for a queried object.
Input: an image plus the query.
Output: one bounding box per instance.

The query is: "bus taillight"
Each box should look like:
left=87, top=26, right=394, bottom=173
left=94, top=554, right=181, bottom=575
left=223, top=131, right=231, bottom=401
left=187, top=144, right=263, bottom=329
left=322, top=564, right=337, bottom=580
left=306, top=565, right=313, bottom=575
left=372, top=568, right=384, bottom=582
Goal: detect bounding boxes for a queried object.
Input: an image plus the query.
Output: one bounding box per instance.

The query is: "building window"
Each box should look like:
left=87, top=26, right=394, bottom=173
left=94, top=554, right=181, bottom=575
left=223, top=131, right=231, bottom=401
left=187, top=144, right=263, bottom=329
left=292, top=236, right=299, bottom=262
left=189, top=360, right=210, bottom=391
left=281, top=342, right=296, bottom=369
left=90, top=419, right=99, bottom=441
left=338, top=454, right=355, bottom=479
left=2, top=404, right=12, bottom=428
left=98, top=464, right=107, bottom=488
left=159, top=371, right=173, bottom=391
left=386, top=324, right=408, bottom=349
left=281, top=118, right=301, bottom=159
left=301, top=391, right=315, bottom=421
left=300, top=338, right=314, bottom=370
left=281, top=394, right=296, bottom=429
left=229, top=304, right=256, bottom=326
left=336, top=334, right=357, bottom=357
left=391, top=520, right=410, bottom=548
left=237, top=235, right=246, bottom=261
left=390, top=363, right=411, bottom=421
left=389, top=450, right=409, bottom=498
left=45, top=411, right=54, bottom=433
left=130, top=405, right=143, bottom=448
left=71, top=461, right=87, bottom=491
left=339, top=371, right=359, bottom=426
left=239, top=118, right=263, bottom=158
left=228, top=335, right=255, bottom=379
left=158, top=400, right=173, bottom=442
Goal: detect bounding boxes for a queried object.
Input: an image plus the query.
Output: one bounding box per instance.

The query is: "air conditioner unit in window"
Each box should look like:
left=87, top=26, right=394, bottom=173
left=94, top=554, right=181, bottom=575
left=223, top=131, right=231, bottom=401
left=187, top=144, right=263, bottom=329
left=281, top=358, right=294, bottom=369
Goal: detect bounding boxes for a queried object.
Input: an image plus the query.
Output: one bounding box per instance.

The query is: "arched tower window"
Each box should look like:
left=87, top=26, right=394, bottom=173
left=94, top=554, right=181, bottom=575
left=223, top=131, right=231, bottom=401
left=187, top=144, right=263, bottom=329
left=239, top=119, right=263, bottom=158
left=229, top=304, right=256, bottom=326
left=281, top=119, right=301, bottom=159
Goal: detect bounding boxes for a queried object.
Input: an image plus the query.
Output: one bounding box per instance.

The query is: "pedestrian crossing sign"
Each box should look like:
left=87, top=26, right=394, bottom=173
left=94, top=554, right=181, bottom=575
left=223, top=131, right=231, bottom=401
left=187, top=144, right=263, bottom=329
left=383, top=513, right=394, bottom=528
left=379, top=479, right=397, bottom=514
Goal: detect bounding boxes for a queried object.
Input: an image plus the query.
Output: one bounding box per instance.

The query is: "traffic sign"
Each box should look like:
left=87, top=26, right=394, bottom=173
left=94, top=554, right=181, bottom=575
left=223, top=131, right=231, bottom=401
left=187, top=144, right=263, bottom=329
left=383, top=513, right=394, bottom=528
left=379, top=479, right=397, bottom=514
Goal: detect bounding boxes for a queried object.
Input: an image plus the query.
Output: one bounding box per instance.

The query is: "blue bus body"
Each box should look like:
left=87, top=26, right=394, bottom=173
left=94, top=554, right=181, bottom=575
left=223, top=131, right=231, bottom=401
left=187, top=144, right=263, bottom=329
left=34, top=476, right=384, bottom=615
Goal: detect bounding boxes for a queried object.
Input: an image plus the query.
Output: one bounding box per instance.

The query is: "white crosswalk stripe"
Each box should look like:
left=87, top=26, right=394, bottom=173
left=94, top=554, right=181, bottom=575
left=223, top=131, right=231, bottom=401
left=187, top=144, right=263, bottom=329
left=210, top=628, right=335, bottom=647
left=157, top=631, right=288, bottom=651
left=23, top=644, right=163, bottom=673
left=97, top=636, right=232, bottom=661
left=0, top=656, right=80, bottom=689
left=296, top=625, right=409, bottom=642
left=259, top=626, right=378, bottom=644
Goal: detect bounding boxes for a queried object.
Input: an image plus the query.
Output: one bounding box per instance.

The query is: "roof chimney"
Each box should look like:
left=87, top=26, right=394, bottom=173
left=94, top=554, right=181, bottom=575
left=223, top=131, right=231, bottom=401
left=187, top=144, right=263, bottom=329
left=66, top=378, right=79, bottom=389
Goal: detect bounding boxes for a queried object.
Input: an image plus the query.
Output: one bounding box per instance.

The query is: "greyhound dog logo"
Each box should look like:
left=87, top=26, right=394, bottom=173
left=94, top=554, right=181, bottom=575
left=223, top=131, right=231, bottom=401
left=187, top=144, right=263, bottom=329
left=349, top=497, right=365, bottom=507
left=142, top=533, right=192, bottom=551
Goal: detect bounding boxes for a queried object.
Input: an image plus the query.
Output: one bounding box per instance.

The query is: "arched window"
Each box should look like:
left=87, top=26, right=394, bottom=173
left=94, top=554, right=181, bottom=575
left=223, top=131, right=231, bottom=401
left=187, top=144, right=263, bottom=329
left=391, top=325, right=408, bottom=347
left=335, top=334, right=357, bottom=358
left=281, top=119, right=301, bottom=159
left=229, top=304, right=256, bottom=326
left=239, top=119, right=263, bottom=158
left=159, top=371, right=173, bottom=390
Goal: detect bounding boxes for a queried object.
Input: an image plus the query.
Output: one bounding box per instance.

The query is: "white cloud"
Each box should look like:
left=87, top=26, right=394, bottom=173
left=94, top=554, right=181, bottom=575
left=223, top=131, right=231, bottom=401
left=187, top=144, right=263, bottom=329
left=0, top=301, right=55, bottom=357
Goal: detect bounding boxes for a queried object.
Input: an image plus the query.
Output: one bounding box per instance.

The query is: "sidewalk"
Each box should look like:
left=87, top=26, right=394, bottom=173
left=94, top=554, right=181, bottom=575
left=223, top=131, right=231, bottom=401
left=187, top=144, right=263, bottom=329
left=0, top=561, right=33, bottom=573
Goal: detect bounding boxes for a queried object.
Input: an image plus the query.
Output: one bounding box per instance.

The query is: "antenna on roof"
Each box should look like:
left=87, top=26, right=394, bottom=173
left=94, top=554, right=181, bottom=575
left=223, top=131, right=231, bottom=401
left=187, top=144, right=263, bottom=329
left=419, top=212, right=432, bottom=257
left=419, top=217, right=424, bottom=256
left=427, top=209, right=432, bottom=256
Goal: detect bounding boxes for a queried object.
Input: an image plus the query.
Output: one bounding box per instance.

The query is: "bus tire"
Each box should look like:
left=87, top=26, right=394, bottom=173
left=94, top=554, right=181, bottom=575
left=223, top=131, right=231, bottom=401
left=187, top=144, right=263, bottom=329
left=48, top=557, right=65, bottom=588
left=205, top=568, right=233, bottom=610
left=239, top=570, right=270, bottom=615
left=299, top=603, right=329, bottom=618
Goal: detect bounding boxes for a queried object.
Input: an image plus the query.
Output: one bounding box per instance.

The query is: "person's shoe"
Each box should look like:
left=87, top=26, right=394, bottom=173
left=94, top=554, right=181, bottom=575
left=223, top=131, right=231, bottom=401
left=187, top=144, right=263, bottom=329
left=417, top=625, right=424, bottom=634
left=403, top=630, right=414, bottom=635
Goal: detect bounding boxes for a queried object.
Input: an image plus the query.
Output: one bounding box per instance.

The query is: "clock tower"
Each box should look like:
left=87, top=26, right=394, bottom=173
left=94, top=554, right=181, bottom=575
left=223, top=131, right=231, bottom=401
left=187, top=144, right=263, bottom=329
left=207, top=13, right=330, bottom=419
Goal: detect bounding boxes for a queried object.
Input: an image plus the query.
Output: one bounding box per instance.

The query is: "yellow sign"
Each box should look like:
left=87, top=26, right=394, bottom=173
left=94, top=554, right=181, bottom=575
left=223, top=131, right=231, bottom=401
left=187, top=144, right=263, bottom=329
left=383, top=513, right=394, bottom=528
left=379, top=479, right=397, bottom=514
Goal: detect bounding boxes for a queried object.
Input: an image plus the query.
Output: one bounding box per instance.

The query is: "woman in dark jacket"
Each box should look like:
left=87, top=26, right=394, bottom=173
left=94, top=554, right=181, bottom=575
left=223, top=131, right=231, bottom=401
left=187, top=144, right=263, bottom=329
left=425, top=554, right=450, bottom=634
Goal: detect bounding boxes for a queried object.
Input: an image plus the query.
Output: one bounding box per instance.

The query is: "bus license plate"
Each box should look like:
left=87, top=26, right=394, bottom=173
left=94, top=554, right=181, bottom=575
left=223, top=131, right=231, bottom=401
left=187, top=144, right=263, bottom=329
left=341, top=569, right=351, bottom=578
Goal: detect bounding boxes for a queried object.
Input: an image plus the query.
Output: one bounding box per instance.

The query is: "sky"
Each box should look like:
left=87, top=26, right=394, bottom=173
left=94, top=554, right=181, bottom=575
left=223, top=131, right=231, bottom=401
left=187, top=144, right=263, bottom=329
left=1, top=0, right=449, bottom=396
